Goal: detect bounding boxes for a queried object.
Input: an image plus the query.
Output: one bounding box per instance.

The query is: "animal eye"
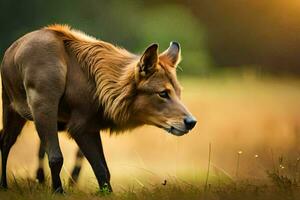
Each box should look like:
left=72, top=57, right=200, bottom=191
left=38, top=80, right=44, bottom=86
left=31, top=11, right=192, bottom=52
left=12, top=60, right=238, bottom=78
left=158, top=91, right=169, bottom=99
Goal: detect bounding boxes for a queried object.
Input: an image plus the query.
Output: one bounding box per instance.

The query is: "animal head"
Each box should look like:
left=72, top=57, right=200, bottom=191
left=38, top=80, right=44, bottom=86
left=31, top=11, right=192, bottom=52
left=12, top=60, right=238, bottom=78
left=132, top=42, right=197, bottom=136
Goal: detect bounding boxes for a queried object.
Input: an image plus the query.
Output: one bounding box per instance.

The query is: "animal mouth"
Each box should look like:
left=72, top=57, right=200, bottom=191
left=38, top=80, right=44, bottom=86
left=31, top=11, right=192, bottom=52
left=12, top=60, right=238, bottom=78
left=163, top=126, right=189, bottom=136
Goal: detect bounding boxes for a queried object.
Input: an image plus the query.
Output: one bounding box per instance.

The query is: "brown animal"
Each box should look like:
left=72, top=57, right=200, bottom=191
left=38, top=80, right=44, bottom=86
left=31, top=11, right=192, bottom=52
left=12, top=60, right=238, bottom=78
left=0, top=24, right=197, bottom=193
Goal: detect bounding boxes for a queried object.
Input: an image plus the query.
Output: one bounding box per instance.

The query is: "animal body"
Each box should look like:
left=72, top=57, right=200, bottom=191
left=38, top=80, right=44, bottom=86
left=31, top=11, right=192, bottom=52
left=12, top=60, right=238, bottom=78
left=0, top=24, right=197, bottom=193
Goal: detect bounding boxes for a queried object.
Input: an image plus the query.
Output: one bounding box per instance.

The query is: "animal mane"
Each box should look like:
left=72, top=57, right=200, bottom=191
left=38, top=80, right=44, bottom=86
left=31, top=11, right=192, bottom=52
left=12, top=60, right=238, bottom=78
left=44, top=24, right=139, bottom=128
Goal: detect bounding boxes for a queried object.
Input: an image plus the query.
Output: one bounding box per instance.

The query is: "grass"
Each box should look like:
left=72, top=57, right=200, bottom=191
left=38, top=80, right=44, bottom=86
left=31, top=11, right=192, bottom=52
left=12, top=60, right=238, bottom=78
left=2, top=153, right=300, bottom=200
left=1, top=176, right=300, bottom=200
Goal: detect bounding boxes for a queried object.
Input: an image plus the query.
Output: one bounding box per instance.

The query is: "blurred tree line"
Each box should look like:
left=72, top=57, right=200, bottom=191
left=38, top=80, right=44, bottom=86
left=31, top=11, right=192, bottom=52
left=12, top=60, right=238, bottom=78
left=1, top=0, right=300, bottom=76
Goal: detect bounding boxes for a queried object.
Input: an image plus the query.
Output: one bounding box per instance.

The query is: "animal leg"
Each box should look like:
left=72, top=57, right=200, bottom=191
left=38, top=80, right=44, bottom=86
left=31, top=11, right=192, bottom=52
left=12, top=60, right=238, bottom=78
left=72, top=132, right=112, bottom=192
left=36, top=141, right=46, bottom=183
left=69, top=149, right=84, bottom=185
left=0, top=95, right=26, bottom=188
left=36, top=122, right=66, bottom=184
left=29, top=92, right=64, bottom=193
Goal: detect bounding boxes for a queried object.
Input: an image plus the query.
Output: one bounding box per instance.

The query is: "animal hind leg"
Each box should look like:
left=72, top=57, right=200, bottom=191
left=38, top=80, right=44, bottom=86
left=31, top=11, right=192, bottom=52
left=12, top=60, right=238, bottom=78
left=35, top=141, right=46, bottom=183
left=69, top=149, right=84, bottom=186
left=28, top=89, right=64, bottom=193
left=36, top=122, right=66, bottom=184
left=0, top=103, right=26, bottom=189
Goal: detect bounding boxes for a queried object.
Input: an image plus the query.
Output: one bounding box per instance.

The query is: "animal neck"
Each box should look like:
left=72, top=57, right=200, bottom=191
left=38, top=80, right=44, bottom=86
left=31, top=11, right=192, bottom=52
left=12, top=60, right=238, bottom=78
left=93, top=51, right=138, bottom=127
left=67, top=40, right=139, bottom=127
left=45, top=24, right=140, bottom=129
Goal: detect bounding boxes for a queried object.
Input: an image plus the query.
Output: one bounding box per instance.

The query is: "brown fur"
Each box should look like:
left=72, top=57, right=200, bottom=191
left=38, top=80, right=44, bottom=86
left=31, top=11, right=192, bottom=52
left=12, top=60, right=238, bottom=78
left=45, top=24, right=138, bottom=128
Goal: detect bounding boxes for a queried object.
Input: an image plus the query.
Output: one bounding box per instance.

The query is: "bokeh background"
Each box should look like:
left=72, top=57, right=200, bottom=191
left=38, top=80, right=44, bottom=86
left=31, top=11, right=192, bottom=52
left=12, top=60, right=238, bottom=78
left=1, top=0, right=300, bottom=191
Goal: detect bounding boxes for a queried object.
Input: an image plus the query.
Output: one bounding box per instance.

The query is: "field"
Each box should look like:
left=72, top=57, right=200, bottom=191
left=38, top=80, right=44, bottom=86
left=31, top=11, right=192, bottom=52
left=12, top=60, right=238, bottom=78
left=1, top=74, right=300, bottom=199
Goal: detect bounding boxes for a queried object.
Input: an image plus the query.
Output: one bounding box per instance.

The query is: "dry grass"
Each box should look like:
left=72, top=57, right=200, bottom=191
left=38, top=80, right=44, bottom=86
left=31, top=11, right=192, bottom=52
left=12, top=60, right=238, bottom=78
left=1, top=177, right=300, bottom=200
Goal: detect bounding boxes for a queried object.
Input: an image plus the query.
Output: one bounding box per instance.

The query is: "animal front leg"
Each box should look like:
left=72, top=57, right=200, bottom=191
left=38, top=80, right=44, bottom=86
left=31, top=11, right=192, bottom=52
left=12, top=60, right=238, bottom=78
left=72, top=131, right=112, bottom=192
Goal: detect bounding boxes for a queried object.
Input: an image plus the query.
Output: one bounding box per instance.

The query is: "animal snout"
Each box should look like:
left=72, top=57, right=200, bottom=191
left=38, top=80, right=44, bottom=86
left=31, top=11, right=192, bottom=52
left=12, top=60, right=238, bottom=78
left=184, top=116, right=197, bottom=130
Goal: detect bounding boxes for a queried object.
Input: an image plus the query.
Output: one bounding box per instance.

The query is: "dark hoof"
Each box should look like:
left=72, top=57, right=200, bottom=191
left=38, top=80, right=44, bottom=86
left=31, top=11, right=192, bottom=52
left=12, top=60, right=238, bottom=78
left=36, top=168, right=45, bottom=183
left=97, top=183, right=112, bottom=195
left=0, top=183, right=7, bottom=191
left=53, top=186, right=65, bottom=194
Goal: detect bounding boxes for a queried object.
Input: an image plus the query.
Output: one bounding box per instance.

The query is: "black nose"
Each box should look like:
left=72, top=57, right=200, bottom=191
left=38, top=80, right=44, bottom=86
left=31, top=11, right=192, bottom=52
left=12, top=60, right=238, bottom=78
left=184, top=116, right=197, bottom=130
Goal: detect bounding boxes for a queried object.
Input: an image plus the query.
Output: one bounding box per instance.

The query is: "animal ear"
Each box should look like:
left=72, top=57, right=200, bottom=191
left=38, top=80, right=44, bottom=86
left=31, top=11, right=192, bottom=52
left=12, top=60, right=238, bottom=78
left=138, top=43, right=158, bottom=77
left=161, top=41, right=181, bottom=66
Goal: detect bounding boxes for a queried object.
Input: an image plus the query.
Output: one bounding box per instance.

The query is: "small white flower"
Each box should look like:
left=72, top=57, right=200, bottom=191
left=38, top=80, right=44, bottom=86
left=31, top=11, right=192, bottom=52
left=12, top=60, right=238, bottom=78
left=279, top=164, right=285, bottom=169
